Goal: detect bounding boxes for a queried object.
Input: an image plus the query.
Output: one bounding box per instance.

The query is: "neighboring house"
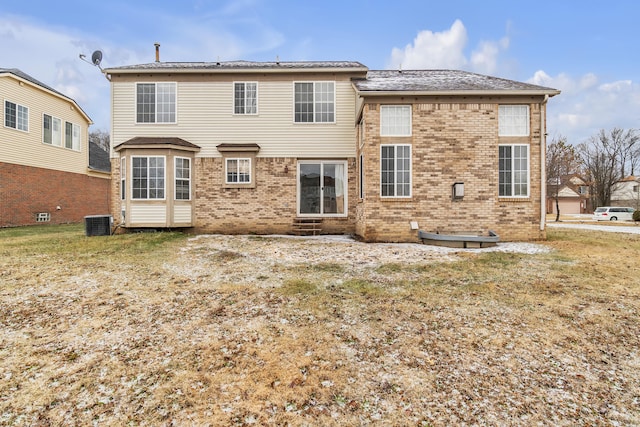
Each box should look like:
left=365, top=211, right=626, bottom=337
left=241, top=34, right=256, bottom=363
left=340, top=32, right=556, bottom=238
left=104, top=58, right=559, bottom=242
left=611, top=175, right=640, bottom=209
left=0, top=68, right=110, bottom=227
left=546, top=175, right=591, bottom=214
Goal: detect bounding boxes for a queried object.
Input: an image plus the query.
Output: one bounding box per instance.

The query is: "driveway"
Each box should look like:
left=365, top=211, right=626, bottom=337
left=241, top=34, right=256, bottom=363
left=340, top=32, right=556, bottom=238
left=546, top=220, right=640, bottom=234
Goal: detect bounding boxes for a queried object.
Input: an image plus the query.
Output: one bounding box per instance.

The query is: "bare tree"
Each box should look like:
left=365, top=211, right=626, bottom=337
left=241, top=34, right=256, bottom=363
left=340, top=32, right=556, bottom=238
left=578, top=128, right=638, bottom=208
left=546, top=135, right=581, bottom=221
left=89, top=128, right=110, bottom=152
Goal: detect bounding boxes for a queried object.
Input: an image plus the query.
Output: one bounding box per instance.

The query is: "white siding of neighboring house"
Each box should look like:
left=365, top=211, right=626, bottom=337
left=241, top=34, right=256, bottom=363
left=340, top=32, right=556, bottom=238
left=611, top=180, right=640, bottom=204
left=0, top=74, right=90, bottom=175
left=110, top=75, right=357, bottom=159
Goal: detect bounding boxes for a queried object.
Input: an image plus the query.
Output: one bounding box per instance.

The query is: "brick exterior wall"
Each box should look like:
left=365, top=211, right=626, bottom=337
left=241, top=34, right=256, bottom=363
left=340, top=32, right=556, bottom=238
left=0, top=162, right=111, bottom=227
left=110, top=156, right=357, bottom=235
left=356, top=101, right=546, bottom=242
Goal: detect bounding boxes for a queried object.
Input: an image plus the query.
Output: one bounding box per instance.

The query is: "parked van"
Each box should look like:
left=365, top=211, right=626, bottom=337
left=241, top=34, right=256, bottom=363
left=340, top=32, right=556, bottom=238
left=593, top=206, right=635, bottom=221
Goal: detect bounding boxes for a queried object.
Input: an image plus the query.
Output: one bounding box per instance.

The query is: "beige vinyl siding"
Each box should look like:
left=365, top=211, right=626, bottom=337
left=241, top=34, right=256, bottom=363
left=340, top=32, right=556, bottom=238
left=0, top=75, right=90, bottom=174
left=130, top=204, right=167, bottom=224
left=111, top=77, right=357, bottom=158
left=173, top=205, right=192, bottom=223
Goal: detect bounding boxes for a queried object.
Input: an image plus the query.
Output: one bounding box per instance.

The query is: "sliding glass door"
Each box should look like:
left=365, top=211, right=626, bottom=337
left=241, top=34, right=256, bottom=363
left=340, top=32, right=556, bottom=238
left=298, top=161, right=347, bottom=216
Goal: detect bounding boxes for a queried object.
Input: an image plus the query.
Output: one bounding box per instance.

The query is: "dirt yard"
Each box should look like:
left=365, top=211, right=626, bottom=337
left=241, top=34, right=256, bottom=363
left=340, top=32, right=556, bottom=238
left=1, top=225, right=639, bottom=426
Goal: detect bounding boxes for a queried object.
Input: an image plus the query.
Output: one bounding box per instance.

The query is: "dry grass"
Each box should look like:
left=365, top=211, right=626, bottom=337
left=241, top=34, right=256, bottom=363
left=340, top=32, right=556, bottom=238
left=1, top=225, right=639, bottom=426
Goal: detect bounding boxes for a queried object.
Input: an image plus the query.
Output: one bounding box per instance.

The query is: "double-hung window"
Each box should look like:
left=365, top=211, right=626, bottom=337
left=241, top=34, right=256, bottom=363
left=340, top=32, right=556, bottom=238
left=226, top=158, right=251, bottom=184
left=380, top=105, right=411, bottom=136
left=498, top=105, right=529, bottom=136
left=43, top=114, right=62, bottom=146
left=175, top=157, right=191, bottom=200
left=132, top=156, right=165, bottom=199
left=234, top=82, right=257, bottom=114
left=381, top=144, right=411, bottom=197
left=294, top=81, right=335, bottom=123
left=5, top=101, right=28, bottom=131
left=499, top=145, right=529, bottom=197
left=136, top=82, right=176, bottom=123
left=64, top=122, right=80, bottom=151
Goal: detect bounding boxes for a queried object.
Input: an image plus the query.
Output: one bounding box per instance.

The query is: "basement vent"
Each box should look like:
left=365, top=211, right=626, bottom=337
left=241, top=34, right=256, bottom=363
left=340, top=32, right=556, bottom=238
left=84, top=215, right=112, bottom=236
left=35, top=212, right=50, bottom=222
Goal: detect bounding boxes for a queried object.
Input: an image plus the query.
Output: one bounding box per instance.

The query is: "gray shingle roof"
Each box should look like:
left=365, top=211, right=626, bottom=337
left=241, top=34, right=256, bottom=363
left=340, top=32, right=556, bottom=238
left=354, top=69, right=559, bottom=95
left=114, top=136, right=200, bottom=151
left=105, top=60, right=367, bottom=72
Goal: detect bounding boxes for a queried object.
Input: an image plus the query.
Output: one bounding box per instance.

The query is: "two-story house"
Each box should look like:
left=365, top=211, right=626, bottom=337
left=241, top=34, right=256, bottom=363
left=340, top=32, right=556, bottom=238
left=104, top=59, right=559, bottom=242
left=0, top=68, right=111, bottom=227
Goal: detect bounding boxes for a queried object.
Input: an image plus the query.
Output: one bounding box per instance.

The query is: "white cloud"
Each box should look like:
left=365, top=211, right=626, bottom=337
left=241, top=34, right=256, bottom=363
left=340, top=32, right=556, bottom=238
left=388, top=19, right=468, bottom=69
left=530, top=71, right=640, bottom=144
left=387, top=20, right=510, bottom=73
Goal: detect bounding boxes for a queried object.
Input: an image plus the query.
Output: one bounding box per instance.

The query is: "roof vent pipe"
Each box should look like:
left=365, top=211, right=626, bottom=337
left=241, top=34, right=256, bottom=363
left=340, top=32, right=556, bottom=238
left=154, top=43, right=160, bottom=62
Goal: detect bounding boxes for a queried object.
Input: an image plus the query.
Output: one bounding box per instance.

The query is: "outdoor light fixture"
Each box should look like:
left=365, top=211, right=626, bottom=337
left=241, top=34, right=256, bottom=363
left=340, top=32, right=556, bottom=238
left=452, top=182, right=464, bottom=200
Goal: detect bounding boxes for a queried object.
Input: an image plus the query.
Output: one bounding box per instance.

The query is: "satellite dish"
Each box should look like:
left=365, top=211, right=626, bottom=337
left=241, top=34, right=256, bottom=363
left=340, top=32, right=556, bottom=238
left=91, top=50, right=103, bottom=66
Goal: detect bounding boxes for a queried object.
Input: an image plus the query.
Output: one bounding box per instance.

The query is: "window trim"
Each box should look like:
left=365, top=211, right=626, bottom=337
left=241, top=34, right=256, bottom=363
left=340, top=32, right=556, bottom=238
left=4, top=100, right=29, bottom=132
left=498, top=105, right=530, bottom=137
left=225, top=158, right=252, bottom=185
left=293, top=81, right=336, bottom=124
left=380, top=144, right=412, bottom=198
left=498, top=144, right=530, bottom=198
left=174, top=156, right=191, bottom=201
left=380, top=105, right=412, bottom=137
left=135, top=82, right=177, bottom=124
left=233, top=81, right=258, bottom=115
left=131, top=155, right=166, bottom=200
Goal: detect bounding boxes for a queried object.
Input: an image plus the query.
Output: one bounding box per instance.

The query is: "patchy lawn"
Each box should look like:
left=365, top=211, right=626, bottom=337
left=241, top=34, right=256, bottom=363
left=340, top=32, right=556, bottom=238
left=1, top=225, right=639, bottom=426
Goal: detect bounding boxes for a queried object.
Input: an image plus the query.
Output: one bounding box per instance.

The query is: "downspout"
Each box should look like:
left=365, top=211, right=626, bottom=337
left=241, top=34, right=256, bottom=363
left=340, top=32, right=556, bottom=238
left=540, top=94, right=549, bottom=231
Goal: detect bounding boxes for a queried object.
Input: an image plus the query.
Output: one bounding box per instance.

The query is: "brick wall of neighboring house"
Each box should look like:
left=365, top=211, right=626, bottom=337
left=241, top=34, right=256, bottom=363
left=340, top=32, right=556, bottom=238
left=0, top=162, right=111, bottom=227
left=356, top=101, right=546, bottom=243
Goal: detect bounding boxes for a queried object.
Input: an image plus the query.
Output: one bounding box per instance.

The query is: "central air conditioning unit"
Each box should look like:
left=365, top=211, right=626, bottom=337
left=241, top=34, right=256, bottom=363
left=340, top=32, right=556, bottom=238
left=84, top=215, right=112, bottom=236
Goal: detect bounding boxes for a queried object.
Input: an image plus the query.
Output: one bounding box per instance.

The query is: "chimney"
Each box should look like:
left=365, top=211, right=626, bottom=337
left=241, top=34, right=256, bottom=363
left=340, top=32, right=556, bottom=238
left=154, top=43, right=160, bottom=62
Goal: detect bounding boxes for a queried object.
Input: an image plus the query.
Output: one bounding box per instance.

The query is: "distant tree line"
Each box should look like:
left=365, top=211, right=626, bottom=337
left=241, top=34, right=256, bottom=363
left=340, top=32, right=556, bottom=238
left=547, top=128, right=640, bottom=218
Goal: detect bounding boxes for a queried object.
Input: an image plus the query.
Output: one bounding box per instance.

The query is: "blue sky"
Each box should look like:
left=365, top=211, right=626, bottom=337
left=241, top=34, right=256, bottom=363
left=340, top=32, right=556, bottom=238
left=2, top=0, right=639, bottom=145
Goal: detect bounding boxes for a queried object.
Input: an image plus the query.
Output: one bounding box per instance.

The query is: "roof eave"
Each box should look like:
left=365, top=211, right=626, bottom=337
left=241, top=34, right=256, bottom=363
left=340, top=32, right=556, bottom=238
left=113, top=143, right=201, bottom=152
left=356, top=89, right=561, bottom=97
left=103, top=66, right=368, bottom=75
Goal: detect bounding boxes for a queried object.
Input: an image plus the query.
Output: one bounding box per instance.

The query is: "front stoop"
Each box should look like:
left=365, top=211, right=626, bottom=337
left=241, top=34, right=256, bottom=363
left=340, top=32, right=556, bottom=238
left=291, top=218, right=323, bottom=236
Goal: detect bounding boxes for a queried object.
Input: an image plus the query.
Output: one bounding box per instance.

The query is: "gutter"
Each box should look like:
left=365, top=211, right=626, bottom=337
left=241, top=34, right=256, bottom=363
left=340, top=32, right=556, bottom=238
left=540, top=94, right=549, bottom=232
left=356, top=89, right=561, bottom=97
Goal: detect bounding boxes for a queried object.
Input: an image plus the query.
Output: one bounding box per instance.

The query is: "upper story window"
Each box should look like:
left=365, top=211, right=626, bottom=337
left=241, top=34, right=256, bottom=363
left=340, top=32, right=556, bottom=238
left=498, top=105, right=529, bottom=136
left=234, top=82, right=257, bottom=115
left=381, top=144, right=411, bottom=198
left=499, top=144, right=529, bottom=197
left=132, top=156, right=165, bottom=199
left=5, top=101, right=29, bottom=131
left=43, top=114, right=62, bottom=147
left=136, top=82, right=176, bottom=123
left=381, top=105, right=412, bottom=136
left=175, top=157, right=191, bottom=200
left=294, top=81, right=335, bottom=123
left=64, top=122, right=81, bottom=151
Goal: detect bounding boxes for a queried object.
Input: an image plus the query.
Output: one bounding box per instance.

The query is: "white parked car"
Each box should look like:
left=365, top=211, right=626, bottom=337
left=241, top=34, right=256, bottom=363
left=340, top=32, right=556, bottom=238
left=593, top=206, right=636, bottom=221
